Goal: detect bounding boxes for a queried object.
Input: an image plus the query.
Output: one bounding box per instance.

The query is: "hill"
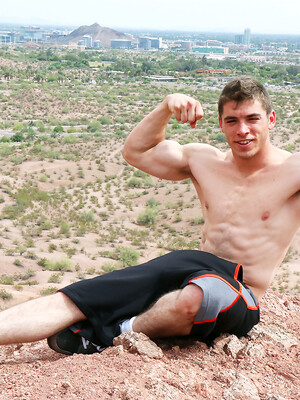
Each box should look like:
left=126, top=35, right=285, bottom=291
left=56, top=22, right=135, bottom=47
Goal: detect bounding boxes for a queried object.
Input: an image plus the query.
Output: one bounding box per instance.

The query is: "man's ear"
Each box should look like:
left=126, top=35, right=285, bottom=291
left=268, top=110, right=276, bottom=130
left=218, top=116, right=224, bottom=132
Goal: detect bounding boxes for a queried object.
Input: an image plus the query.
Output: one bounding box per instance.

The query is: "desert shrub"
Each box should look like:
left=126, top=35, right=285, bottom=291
left=40, top=257, right=73, bottom=272
left=87, top=120, right=102, bottom=133
left=118, top=247, right=139, bottom=267
left=101, top=261, right=120, bottom=273
left=48, top=273, right=62, bottom=283
left=0, top=136, right=10, bottom=143
left=133, top=170, right=148, bottom=178
left=114, top=129, right=125, bottom=137
left=53, top=125, right=64, bottom=134
left=39, top=174, right=48, bottom=182
left=99, top=116, right=111, bottom=125
left=11, top=132, right=24, bottom=142
left=41, top=220, right=52, bottom=230
left=76, top=224, right=86, bottom=236
left=146, top=198, right=160, bottom=208
left=66, top=126, right=77, bottom=133
left=10, top=155, right=24, bottom=165
left=0, top=288, right=12, bottom=300
left=0, top=274, right=14, bottom=285
left=40, top=287, right=58, bottom=296
left=80, top=210, right=95, bottom=222
left=48, top=243, right=57, bottom=252
left=60, top=222, right=70, bottom=235
left=62, top=134, right=78, bottom=144
left=127, top=177, right=143, bottom=188
left=284, top=144, right=296, bottom=152
left=137, top=207, right=159, bottom=226
left=2, top=187, right=49, bottom=219
left=20, top=269, right=36, bottom=280
left=190, top=216, right=205, bottom=225
left=96, top=160, right=105, bottom=171
left=12, top=122, right=24, bottom=131
left=212, top=132, right=227, bottom=143
left=25, top=250, right=37, bottom=259
left=0, top=143, right=13, bottom=156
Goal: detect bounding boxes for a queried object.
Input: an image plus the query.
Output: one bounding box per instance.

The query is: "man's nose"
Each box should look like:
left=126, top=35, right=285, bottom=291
left=237, top=122, right=249, bottom=135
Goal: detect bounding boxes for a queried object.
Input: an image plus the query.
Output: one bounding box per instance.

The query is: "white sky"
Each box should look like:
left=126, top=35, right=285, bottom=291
left=1, top=0, right=299, bottom=35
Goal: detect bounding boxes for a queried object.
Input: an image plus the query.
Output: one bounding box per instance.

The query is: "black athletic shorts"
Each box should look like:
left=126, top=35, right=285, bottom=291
left=59, top=250, right=260, bottom=347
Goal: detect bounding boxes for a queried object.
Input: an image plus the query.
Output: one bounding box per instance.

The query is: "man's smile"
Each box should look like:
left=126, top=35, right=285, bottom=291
left=235, top=139, right=254, bottom=146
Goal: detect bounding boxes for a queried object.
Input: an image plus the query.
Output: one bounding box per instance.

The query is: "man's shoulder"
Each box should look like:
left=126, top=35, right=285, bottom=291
left=184, top=143, right=225, bottom=160
left=281, top=151, right=300, bottom=166
left=279, top=151, right=300, bottom=196
left=292, top=151, right=300, bottom=161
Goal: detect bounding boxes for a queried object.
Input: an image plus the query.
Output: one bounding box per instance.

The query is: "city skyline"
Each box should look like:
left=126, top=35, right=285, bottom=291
left=1, top=0, right=300, bottom=35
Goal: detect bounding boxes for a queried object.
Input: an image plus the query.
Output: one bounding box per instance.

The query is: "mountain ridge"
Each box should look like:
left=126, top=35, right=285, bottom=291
left=57, top=22, right=134, bottom=47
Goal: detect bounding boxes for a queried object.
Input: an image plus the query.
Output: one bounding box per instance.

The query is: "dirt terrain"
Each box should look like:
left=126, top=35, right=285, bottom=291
left=0, top=290, right=299, bottom=400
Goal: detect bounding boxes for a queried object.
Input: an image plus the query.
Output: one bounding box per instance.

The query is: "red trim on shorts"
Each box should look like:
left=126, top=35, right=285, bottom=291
left=189, top=273, right=259, bottom=325
left=237, top=281, right=259, bottom=310
left=234, top=264, right=242, bottom=280
left=73, top=329, right=82, bottom=333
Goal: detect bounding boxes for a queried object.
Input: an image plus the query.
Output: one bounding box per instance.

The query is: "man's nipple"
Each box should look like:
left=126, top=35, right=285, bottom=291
left=261, top=211, right=270, bottom=221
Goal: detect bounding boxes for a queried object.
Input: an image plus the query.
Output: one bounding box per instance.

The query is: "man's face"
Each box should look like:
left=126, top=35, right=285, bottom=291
left=218, top=99, right=276, bottom=160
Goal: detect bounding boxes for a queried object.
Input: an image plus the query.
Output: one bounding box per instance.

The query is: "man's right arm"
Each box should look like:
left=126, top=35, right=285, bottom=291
left=121, top=94, right=203, bottom=180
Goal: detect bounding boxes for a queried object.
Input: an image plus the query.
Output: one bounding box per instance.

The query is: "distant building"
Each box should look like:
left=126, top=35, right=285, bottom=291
left=19, top=26, right=43, bottom=42
left=83, top=35, right=93, bottom=47
left=193, top=46, right=228, bottom=54
left=243, top=28, right=251, bottom=45
left=150, top=37, right=162, bottom=49
left=235, top=29, right=251, bottom=46
left=111, top=39, right=132, bottom=49
left=139, top=37, right=162, bottom=50
left=145, top=75, right=177, bottom=81
left=93, top=40, right=102, bottom=48
left=139, top=37, right=151, bottom=50
left=234, top=34, right=244, bottom=45
left=0, top=32, right=16, bottom=44
left=206, top=40, right=223, bottom=47
left=175, top=41, right=193, bottom=51
left=80, top=35, right=92, bottom=47
left=196, top=69, right=232, bottom=75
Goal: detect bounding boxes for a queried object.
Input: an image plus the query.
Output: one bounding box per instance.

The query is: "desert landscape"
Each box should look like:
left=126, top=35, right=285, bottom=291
left=0, top=46, right=299, bottom=398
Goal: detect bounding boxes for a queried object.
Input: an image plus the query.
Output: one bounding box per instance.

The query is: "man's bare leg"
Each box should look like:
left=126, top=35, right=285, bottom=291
left=0, top=292, right=86, bottom=345
left=132, top=284, right=203, bottom=338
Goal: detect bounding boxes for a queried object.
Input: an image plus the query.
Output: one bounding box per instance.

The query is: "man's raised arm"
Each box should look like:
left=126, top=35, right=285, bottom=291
left=121, top=94, right=203, bottom=180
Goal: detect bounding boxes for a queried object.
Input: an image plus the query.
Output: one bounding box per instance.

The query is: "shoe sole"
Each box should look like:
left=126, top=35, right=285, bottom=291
left=47, top=333, right=74, bottom=355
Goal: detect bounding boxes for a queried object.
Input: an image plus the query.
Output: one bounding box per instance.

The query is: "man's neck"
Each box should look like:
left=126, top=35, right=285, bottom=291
left=229, top=143, right=278, bottom=176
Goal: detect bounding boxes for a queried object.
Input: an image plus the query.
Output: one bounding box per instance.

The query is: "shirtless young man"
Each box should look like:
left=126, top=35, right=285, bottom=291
left=0, top=78, right=299, bottom=355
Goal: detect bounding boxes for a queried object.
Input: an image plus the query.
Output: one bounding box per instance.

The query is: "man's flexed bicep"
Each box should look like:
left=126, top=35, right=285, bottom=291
left=121, top=93, right=203, bottom=180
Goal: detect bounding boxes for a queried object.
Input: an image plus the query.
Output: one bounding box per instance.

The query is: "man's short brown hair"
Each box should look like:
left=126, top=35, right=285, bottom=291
left=218, top=77, right=272, bottom=117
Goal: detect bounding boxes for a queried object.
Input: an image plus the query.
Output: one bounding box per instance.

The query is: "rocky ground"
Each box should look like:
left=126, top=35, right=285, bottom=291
left=0, top=290, right=299, bottom=400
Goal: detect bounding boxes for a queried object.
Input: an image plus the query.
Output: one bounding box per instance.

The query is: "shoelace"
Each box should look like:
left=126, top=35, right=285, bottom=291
left=81, top=337, right=106, bottom=353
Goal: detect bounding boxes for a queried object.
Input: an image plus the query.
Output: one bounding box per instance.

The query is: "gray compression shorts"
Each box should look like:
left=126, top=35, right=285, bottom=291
left=182, top=271, right=259, bottom=339
left=191, top=275, right=257, bottom=324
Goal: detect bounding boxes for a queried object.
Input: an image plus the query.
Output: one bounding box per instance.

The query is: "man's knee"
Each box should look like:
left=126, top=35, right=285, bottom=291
left=174, top=284, right=203, bottom=320
left=52, top=291, right=87, bottom=321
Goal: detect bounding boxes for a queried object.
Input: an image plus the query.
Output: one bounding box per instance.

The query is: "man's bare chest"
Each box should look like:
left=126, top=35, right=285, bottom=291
left=192, top=168, right=286, bottom=225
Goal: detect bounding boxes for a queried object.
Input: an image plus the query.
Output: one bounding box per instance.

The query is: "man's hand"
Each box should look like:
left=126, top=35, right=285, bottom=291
left=165, top=94, right=203, bottom=128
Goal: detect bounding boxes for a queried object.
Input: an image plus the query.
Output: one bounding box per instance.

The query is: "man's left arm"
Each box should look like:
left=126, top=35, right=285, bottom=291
left=291, top=152, right=300, bottom=216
